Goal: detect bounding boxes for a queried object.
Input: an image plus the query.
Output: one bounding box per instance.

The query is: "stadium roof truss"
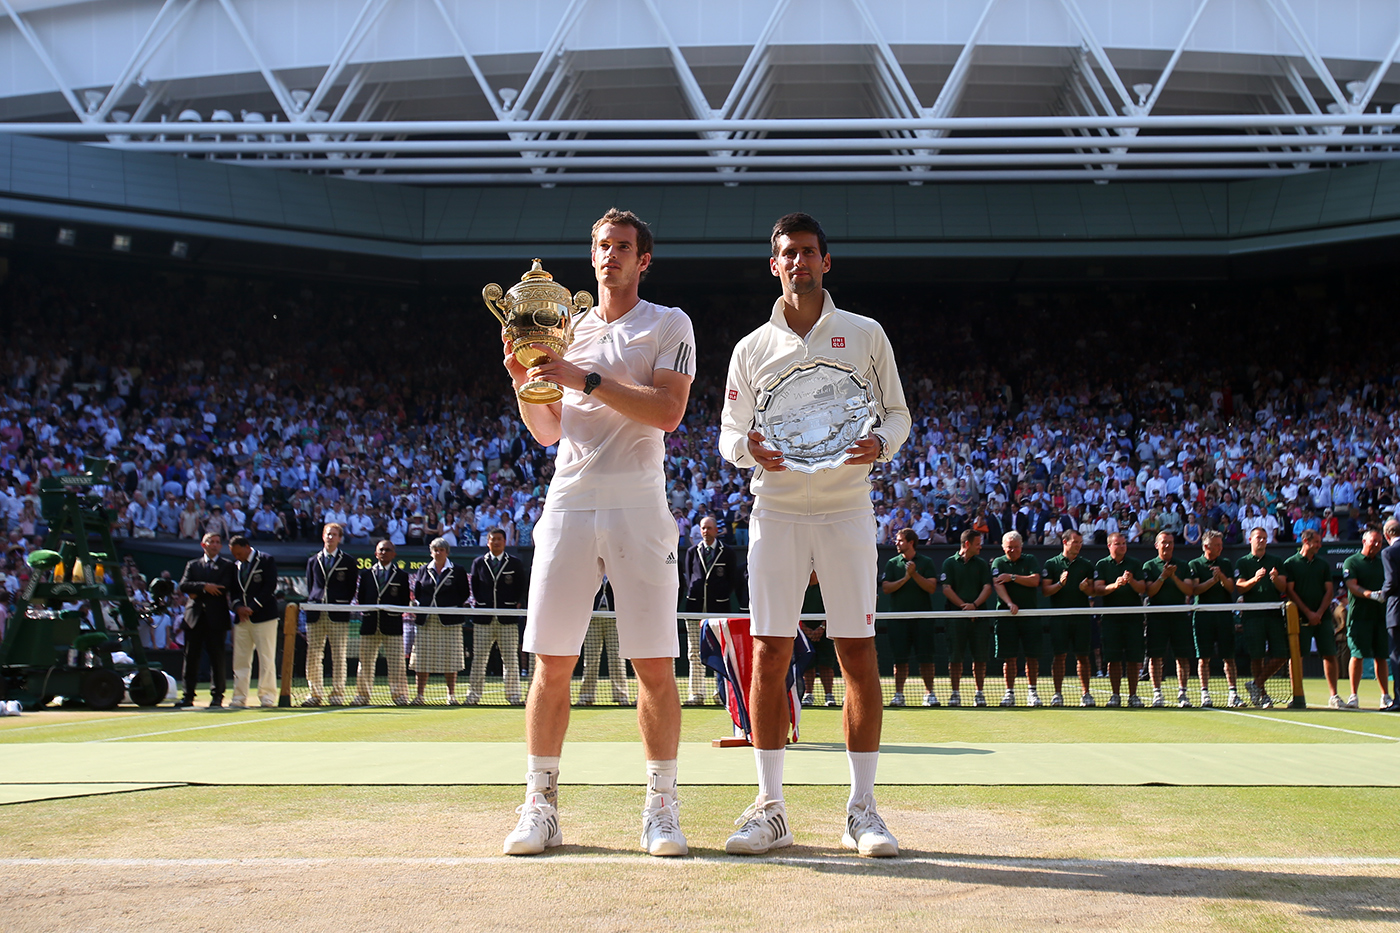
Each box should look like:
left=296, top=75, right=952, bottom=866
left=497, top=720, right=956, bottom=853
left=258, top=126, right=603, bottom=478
left=2, top=0, right=1400, bottom=184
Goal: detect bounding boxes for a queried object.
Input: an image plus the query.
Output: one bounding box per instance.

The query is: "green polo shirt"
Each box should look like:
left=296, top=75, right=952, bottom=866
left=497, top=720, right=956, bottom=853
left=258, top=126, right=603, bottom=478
left=1342, top=552, right=1385, bottom=625
left=1043, top=554, right=1094, bottom=610
left=1235, top=552, right=1285, bottom=604
left=1095, top=555, right=1145, bottom=609
left=1143, top=556, right=1193, bottom=607
left=990, top=553, right=1041, bottom=611
left=1188, top=555, right=1235, bottom=605
left=883, top=553, right=939, bottom=613
left=1282, top=552, right=1331, bottom=613
left=940, top=553, right=993, bottom=606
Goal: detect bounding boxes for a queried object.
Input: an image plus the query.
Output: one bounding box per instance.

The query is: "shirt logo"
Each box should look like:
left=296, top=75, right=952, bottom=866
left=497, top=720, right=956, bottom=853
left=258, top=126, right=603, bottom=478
left=865, top=613, right=874, bottom=625
left=832, top=337, right=846, bottom=348
left=728, top=389, right=738, bottom=401
left=665, top=552, right=677, bottom=566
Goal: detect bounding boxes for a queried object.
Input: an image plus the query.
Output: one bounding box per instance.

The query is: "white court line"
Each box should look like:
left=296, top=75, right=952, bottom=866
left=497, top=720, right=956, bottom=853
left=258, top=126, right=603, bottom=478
left=88, top=704, right=373, bottom=742
left=0, top=713, right=167, bottom=734
left=1, top=855, right=1397, bottom=870
left=1210, top=708, right=1400, bottom=742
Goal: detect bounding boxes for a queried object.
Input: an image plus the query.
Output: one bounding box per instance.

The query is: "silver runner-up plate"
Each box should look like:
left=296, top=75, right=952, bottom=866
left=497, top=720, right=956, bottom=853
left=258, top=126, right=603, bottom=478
left=753, top=358, right=879, bottom=473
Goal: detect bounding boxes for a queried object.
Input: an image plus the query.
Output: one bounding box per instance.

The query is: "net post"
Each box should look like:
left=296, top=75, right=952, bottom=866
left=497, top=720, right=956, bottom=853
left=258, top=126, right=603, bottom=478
left=278, top=603, right=299, bottom=708
left=1286, top=602, right=1306, bottom=709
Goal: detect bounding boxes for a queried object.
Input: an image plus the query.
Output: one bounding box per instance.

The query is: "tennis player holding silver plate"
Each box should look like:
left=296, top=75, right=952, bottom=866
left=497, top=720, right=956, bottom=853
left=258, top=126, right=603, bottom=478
left=753, top=358, right=878, bottom=472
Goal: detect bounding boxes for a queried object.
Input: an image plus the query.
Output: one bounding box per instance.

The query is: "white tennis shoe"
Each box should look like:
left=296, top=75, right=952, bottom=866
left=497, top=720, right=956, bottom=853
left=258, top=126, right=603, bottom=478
left=640, top=793, right=688, bottom=857
left=503, top=792, right=562, bottom=855
left=725, top=797, right=793, bottom=855
left=842, top=797, right=899, bottom=858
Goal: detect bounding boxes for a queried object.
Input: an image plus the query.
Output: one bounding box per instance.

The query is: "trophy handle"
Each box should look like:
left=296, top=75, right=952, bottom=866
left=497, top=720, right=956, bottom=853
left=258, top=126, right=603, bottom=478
left=482, top=283, right=510, bottom=327
left=568, top=290, right=594, bottom=343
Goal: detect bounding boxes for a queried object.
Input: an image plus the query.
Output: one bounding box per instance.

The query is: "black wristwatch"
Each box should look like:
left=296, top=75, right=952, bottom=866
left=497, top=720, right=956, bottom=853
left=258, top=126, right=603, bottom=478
left=583, top=372, right=602, bottom=395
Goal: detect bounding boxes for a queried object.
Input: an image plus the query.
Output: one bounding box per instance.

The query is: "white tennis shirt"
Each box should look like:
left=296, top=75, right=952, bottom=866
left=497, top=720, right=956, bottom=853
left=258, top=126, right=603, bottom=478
left=547, top=299, right=696, bottom=511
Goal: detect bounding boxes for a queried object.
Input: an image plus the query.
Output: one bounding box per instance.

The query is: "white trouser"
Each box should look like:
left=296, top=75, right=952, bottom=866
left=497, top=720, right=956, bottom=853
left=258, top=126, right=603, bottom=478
left=356, top=631, right=408, bottom=702
left=469, top=619, right=522, bottom=702
left=685, top=620, right=707, bottom=699
left=232, top=618, right=279, bottom=705
left=580, top=615, right=629, bottom=703
left=306, top=616, right=349, bottom=700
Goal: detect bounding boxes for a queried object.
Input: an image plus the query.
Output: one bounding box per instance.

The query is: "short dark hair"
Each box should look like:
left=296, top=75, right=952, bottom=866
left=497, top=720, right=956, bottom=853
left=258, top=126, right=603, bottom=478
left=488, top=527, right=507, bottom=539
left=770, top=212, right=828, bottom=257
left=592, top=208, right=654, bottom=258
left=896, top=527, right=917, bottom=544
left=1060, top=528, right=1081, bottom=544
left=960, top=529, right=982, bottom=545
left=228, top=535, right=251, bottom=549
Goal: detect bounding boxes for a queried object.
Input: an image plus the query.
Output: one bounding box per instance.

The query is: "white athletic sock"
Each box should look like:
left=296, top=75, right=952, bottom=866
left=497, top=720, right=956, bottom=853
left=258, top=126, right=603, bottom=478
left=754, top=747, right=785, bottom=802
left=646, top=759, right=678, bottom=800
left=847, top=750, right=879, bottom=809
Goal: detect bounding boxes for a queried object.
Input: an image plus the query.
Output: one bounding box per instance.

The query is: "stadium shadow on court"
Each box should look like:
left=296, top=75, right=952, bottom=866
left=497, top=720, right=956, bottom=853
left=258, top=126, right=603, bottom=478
left=799, top=853, right=1400, bottom=918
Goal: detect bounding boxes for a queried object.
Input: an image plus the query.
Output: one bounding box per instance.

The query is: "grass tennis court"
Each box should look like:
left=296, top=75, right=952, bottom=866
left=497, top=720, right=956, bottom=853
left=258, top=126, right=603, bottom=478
left=3, top=678, right=1399, bottom=932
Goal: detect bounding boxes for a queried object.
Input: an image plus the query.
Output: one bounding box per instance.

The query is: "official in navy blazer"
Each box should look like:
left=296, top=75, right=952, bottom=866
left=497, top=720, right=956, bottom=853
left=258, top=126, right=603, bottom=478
left=303, top=522, right=359, bottom=706
left=353, top=538, right=412, bottom=705
left=466, top=527, right=528, bottom=705
left=1378, top=518, right=1400, bottom=710
left=176, top=531, right=236, bottom=708
left=408, top=537, right=472, bottom=704
left=228, top=535, right=280, bottom=708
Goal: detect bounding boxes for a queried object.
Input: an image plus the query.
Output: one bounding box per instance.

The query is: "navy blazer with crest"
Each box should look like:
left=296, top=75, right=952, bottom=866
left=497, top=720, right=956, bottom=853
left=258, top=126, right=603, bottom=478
left=358, top=561, right=411, bottom=637
left=231, top=549, right=279, bottom=624
left=306, top=549, right=358, bottom=622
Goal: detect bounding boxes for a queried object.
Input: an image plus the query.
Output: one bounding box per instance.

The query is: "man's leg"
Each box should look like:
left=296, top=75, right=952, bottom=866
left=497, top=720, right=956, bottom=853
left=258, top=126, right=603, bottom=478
left=206, top=628, right=227, bottom=705
left=252, top=618, right=279, bottom=706
left=230, top=622, right=253, bottom=706
left=179, top=625, right=202, bottom=704
left=632, top=655, right=687, bottom=857
left=685, top=619, right=705, bottom=703
left=304, top=618, right=327, bottom=703
left=328, top=622, right=349, bottom=703
left=500, top=621, right=522, bottom=704
left=504, top=652, right=576, bottom=856
left=834, top=636, right=897, bottom=857
left=387, top=633, right=408, bottom=703
left=468, top=624, right=490, bottom=701
left=354, top=633, right=380, bottom=703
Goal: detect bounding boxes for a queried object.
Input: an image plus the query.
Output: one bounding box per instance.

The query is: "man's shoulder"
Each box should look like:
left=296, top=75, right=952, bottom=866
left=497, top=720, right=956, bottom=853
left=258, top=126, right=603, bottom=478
left=628, top=300, right=692, bottom=331
left=827, top=305, right=888, bottom=341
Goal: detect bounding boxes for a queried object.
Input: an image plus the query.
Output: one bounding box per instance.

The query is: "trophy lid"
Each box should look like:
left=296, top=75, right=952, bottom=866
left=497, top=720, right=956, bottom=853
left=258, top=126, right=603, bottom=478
left=507, top=258, right=572, bottom=303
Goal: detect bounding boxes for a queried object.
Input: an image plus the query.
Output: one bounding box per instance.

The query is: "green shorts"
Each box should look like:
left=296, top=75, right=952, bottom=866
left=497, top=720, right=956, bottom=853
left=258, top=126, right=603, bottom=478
left=949, top=616, right=992, bottom=665
left=886, top=618, right=937, bottom=666
left=1347, top=616, right=1388, bottom=660
left=1048, top=615, right=1092, bottom=656
left=1100, top=615, right=1145, bottom=665
left=1193, top=611, right=1237, bottom=659
left=1243, top=613, right=1289, bottom=660
left=1297, top=622, right=1337, bottom=657
left=1146, top=612, right=1194, bottom=660
left=994, top=615, right=1043, bottom=660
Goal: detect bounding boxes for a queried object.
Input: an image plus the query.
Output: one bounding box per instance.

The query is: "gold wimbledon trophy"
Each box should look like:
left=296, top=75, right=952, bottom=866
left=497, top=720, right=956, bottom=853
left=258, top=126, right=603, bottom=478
left=483, top=259, right=594, bottom=404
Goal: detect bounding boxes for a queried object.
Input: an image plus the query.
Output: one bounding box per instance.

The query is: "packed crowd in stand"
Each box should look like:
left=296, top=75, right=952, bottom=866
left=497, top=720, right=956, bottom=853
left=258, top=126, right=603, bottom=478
left=3, top=261, right=1400, bottom=650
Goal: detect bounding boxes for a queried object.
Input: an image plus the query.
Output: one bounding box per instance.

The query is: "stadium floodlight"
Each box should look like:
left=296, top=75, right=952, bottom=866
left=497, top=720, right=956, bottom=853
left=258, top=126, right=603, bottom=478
left=0, top=221, right=13, bottom=239
left=170, top=240, right=189, bottom=259
left=112, top=234, right=131, bottom=252
left=56, top=227, right=76, bottom=246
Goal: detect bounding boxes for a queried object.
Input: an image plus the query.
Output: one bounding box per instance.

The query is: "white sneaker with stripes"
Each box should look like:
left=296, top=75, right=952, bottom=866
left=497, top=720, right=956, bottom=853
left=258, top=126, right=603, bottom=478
left=725, top=797, right=793, bottom=855
left=503, top=792, right=562, bottom=855
left=640, top=793, right=688, bottom=857
left=842, top=796, right=899, bottom=857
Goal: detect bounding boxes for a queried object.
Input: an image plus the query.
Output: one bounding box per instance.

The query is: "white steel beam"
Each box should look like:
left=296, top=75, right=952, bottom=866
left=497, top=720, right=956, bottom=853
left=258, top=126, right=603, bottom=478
left=1140, top=0, right=1214, bottom=116
left=326, top=67, right=369, bottom=124
left=509, top=0, right=588, bottom=121
left=1262, top=0, right=1350, bottom=111
left=427, top=0, right=505, bottom=120
left=639, top=0, right=717, bottom=120
left=300, top=0, right=392, bottom=121
left=92, top=0, right=202, bottom=124
left=1350, top=23, right=1400, bottom=113
left=350, top=168, right=1314, bottom=184
left=215, top=0, right=298, bottom=119
left=719, top=0, right=789, bottom=120
left=926, top=0, right=998, bottom=123
left=0, top=0, right=86, bottom=120
left=1058, top=0, right=1134, bottom=115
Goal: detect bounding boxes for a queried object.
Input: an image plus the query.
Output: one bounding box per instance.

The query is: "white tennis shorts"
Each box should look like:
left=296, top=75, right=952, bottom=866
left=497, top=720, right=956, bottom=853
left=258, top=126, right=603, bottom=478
left=524, top=503, right=680, bottom=659
left=748, top=508, right=877, bottom=639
